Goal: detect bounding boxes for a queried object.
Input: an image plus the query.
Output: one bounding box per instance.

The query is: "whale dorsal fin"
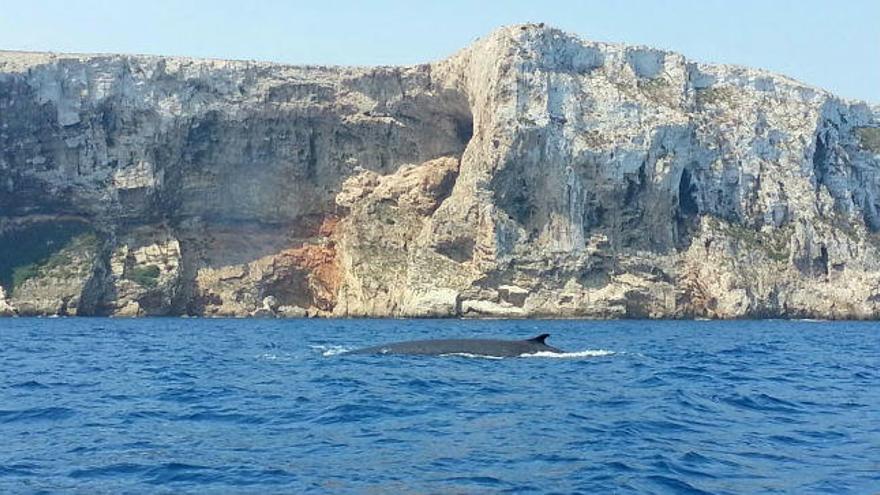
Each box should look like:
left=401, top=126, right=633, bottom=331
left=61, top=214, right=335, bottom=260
left=526, top=333, right=550, bottom=344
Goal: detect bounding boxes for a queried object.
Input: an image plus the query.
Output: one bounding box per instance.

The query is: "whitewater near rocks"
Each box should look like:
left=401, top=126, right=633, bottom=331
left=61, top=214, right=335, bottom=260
left=1, top=24, right=879, bottom=318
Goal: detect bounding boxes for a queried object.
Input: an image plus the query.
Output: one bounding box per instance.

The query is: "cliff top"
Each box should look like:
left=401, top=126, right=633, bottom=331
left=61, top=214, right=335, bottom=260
left=1, top=23, right=872, bottom=107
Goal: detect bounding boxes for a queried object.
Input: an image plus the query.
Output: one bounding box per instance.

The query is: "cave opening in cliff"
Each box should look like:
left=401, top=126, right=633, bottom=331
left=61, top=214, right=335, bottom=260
left=817, top=245, right=829, bottom=276
left=675, top=168, right=700, bottom=249
left=455, top=115, right=474, bottom=146
left=430, top=88, right=474, bottom=157
left=811, top=132, right=830, bottom=186
left=678, top=169, right=699, bottom=217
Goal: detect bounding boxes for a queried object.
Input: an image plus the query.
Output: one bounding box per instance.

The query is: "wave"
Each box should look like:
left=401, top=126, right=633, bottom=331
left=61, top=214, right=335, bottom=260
left=311, top=345, right=352, bottom=357
left=438, top=353, right=505, bottom=360
left=9, top=380, right=49, bottom=390
left=0, top=407, right=76, bottom=423
left=522, top=349, right=615, bottom=358
left=437, top=349, right=615, bottom=359
left=256, top=351, right=297, bottom=362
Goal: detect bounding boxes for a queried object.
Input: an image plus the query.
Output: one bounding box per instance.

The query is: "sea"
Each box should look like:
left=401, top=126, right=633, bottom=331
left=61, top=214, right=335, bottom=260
left=1, top=318, right=878, bottom=494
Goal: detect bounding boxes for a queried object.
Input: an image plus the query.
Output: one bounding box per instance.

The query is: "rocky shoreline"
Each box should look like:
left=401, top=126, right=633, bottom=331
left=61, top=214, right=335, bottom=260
left=1, top=24, right=879, bottom=318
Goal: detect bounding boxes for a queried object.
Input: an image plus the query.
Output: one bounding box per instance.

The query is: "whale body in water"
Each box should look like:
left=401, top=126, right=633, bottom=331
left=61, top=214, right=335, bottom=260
left=344, top=333, right=563, bottom=358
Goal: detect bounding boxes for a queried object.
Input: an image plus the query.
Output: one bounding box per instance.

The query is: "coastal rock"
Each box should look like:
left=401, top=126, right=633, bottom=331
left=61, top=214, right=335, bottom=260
left=1, top=24, right=879, bottom=318
left=0, top=223, right=98, bottom=316
left=402, top=288, right=461, bottom=317
left=461, top=299, right=525, bottom=318
left=105, top=227, right=183, bottom=316
left=277, top=304, right=308, bottom=318
left=0, top=287, right=15, bottom=316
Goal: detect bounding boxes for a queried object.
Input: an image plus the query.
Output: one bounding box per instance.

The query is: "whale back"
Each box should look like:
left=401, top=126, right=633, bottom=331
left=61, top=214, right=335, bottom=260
left=346, top=334, right=562, bottom=357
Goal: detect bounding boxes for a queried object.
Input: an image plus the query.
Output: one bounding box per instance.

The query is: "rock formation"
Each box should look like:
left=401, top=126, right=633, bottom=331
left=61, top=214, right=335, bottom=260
left=1, top=24, right=879, bottom=318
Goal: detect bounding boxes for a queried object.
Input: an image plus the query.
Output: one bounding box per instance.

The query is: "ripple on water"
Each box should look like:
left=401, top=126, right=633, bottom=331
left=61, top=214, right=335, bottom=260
left=9, top=380, right=49, bottom=390
left=0, top=407, right=76, bottom=423
left=718, top=392, right=805, bottom=415
left=0, top=464, right=39, bottom=477
left=183, top=411, right=266, bottom=424
left=69, top=463, right=149, bottom=479
left=644, top=475, right=715, bottom=495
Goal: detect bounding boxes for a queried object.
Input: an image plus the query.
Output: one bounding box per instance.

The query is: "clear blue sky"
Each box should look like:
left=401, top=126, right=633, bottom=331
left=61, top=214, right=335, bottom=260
left=1, top=0, right=877, bottom=102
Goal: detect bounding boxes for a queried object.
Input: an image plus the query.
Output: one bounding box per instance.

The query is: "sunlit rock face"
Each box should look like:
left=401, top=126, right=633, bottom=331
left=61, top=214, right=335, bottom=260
left=1, top=24, right=879, bottom=318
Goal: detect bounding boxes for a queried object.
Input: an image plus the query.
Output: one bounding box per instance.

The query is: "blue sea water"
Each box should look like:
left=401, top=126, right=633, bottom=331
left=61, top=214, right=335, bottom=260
left=0, top=318, right=878, bottom=494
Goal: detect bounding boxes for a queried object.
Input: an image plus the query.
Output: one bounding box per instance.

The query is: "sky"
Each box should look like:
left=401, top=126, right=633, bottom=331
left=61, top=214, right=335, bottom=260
left=1, top=0, right=877, bottom=103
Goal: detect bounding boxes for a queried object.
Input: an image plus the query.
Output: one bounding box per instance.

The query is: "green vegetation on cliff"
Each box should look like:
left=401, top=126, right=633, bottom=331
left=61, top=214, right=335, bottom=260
left=856, top=127, right=880, bottom=153
left=0, top=222, right=95, bottom=294
left=126, top=265, right=161, bottom=288
left=708, top=217, right=793, bottom=262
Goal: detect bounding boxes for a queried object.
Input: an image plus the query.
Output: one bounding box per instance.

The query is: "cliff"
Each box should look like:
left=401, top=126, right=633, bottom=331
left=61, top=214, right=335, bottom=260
left=2, top=24, right=879, bottom=318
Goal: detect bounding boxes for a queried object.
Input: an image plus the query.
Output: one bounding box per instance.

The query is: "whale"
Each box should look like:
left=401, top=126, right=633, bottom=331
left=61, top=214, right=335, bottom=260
left=344, top=333, right=563, bottom=358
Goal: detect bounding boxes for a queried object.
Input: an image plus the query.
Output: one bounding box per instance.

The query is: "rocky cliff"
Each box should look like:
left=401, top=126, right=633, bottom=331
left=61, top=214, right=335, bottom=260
left=2, top=24, right=879, bottom=318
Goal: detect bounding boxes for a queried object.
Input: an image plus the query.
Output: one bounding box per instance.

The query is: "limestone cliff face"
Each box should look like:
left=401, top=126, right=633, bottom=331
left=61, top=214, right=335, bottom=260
left=2, top=24, right=879, bottom=318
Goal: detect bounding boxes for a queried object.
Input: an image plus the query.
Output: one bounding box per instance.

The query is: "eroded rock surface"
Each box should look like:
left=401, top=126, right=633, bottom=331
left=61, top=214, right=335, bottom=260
left=1, top=24, right=879, bottom=318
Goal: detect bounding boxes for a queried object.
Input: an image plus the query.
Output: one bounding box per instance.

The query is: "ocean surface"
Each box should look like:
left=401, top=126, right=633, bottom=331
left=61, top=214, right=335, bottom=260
left=0, top=318, right=878, bottom=494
